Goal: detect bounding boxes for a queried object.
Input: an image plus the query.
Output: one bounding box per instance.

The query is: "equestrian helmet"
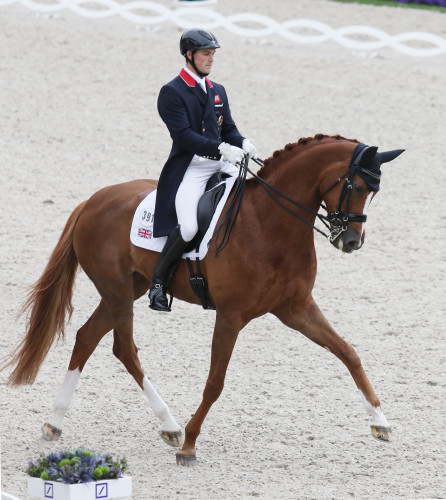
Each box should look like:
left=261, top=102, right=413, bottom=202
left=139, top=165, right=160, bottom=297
left=180, top=29, right=220, bottom=55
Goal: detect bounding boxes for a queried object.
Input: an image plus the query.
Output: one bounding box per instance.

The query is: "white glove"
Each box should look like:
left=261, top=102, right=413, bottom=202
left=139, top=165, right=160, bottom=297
left=218, top=142, right=245, bottom=165
left=242, top=138, right=257, bottom=159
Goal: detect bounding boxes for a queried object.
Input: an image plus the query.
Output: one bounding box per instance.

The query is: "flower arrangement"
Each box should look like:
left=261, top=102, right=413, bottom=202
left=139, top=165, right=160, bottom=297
left=392, top=0, right=446, bottom=5
left=26, top=448, right=128, bottom=484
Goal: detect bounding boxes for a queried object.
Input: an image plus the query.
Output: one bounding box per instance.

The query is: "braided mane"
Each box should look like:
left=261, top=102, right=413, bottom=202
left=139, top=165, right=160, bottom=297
left=257, top=134, right=359, bottom=179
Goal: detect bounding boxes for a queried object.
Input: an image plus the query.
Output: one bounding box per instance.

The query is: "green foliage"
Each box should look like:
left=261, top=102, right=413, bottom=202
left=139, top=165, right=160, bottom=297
left=330, top=0, right=446, bottom=12
left=26, top=448, right=128, bottom=484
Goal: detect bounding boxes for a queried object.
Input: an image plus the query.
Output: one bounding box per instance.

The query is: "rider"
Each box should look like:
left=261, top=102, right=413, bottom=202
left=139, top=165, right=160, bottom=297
left=149, top=28, right=257, bottom=312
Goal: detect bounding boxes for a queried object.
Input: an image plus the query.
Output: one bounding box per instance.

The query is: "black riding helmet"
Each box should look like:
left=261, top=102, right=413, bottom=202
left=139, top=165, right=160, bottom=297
left=180, top=29, right=220, bottom=78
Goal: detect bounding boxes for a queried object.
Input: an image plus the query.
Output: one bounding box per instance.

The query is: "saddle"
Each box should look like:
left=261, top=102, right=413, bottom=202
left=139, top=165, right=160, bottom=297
left=185, top=171, right=230, bottom=253
left=185, top=171, right=230, bottom=310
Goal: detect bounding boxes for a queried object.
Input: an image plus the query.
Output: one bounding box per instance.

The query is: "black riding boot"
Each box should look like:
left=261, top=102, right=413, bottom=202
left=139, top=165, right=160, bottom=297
left=149, top=226, right=188, bottom=312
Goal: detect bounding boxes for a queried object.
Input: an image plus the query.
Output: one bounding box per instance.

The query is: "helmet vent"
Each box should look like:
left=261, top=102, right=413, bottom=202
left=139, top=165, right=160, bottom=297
left=198, top=30, right=213, bottom=40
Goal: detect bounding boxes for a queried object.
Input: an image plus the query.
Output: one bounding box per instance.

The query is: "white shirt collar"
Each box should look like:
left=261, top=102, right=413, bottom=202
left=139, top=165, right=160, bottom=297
left=183, top=66, right=207, bottom=93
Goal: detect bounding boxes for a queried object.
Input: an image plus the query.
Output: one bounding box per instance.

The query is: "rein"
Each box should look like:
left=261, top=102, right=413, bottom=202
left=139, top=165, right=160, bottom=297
left=214, top=144, right=374, bottom=254
left=252, top=144, right=373, bottom=242
left=245, top=156, right=332, bottom=238
left=213, top=155, right=249, bottom=253
left=213, top=144, right=376, bottom=253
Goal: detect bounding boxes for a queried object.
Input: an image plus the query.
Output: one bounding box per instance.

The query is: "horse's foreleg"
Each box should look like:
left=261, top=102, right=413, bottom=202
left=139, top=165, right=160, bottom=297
left=176, top=314, right=242, bottom=466
left=272, top=297, right=392, bottom=441
left=110, top=300, right=182, bottom=447
left=43, top=300, right=113, bottom=441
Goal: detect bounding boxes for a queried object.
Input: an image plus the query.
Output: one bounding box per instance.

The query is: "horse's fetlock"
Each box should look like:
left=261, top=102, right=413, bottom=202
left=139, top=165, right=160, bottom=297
left=155, top=403, right=169, bottom=420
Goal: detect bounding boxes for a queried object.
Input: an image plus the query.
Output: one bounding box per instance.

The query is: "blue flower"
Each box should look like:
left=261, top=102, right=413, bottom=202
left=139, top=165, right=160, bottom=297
left=26, top=449, right=128, bottom=484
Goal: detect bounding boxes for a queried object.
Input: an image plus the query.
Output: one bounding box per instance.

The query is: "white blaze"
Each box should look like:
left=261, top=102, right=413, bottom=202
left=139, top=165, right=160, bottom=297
left=361, top=192, right=374, bottom=236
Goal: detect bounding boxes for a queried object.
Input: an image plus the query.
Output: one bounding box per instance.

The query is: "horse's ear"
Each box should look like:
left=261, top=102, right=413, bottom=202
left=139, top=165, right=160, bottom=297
left=359, top=146, right=378, bottom=166
left=377, top=149, right=405, bottom=164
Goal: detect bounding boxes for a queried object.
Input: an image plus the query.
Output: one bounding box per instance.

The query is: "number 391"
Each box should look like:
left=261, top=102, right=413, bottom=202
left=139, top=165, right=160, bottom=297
left=141, top=211, right=154, bottom=224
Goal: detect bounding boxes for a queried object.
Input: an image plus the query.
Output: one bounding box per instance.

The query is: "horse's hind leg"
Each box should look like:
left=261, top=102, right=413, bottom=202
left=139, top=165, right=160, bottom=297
left=43, top=300, right=112, bottom=440
left=107, top=286, right=182, bottom=447
left=272, top=296, right=392, bottom=441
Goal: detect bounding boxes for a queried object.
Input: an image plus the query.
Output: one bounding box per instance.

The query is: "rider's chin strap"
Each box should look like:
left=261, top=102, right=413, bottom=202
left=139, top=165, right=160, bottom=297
left=187, top=53, right=207, bottom=79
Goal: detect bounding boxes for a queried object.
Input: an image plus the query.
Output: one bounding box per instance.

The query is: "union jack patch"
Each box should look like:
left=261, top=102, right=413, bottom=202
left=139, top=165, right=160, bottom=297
left=138, top=228, right=152, bottom=239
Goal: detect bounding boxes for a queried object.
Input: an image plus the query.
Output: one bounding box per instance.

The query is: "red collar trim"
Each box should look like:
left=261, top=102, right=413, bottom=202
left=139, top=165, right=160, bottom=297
left=180, top=68, right=196, bottom=87
left=179, top=69, right=214, bottom=89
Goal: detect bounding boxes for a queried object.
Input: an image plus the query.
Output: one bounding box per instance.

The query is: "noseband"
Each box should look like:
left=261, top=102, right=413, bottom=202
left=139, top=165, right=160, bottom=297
left=214, top=145, right=379, bottom=253
left=246, top=144, right=379, bottom=243
left=320, top=144, right=376, bottom=243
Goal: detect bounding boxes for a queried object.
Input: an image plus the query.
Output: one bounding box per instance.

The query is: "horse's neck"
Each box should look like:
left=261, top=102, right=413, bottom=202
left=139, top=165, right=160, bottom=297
left=256, top=151, right=324, bottom=216
left=244, top=143, right=342, bottom=244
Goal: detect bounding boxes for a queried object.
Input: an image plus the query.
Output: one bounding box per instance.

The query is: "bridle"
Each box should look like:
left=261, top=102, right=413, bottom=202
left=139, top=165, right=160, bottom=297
left=319, top=143, right=378, bottom=243
left=214, top=144, right=378, bottom=253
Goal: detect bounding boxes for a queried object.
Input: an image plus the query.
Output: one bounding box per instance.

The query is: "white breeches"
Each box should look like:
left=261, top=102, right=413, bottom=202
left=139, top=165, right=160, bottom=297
left=175, top=155, right=239, bottom=242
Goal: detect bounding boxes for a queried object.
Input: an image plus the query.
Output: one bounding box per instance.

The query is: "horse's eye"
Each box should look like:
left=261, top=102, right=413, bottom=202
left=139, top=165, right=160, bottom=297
left=354, top=184, right=364, bottom=194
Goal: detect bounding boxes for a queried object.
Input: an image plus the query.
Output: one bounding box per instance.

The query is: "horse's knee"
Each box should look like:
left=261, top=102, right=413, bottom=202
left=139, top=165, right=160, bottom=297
left=203, top=377, right=224, bottom=402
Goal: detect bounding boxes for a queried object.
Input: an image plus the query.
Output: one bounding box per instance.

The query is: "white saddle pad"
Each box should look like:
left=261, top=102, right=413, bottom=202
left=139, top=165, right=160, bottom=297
left=130, top=176, right=236, bottom=260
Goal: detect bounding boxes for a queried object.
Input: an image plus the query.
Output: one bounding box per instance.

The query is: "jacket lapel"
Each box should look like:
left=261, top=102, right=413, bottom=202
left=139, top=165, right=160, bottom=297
left=179, top=68, right=207, bottom=108
left=195, top=84, right=207, bottom=107
left=202, top=79, right=216, bottom=120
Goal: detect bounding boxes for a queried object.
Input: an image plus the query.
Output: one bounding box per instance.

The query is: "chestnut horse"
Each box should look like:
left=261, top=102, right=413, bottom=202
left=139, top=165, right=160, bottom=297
left=2, top=135, right=403, bottom=466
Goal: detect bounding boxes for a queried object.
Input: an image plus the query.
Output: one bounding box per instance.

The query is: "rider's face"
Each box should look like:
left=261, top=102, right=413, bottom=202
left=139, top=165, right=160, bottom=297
left=188, top=49, right=216, bottom=76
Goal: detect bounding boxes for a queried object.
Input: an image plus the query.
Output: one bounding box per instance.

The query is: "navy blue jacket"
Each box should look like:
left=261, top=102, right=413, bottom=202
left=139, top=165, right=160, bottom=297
left=153, top=69, right=245, bottom=237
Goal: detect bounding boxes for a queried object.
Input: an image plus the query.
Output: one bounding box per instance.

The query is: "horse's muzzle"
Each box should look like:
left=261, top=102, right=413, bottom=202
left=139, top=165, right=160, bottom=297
left=330, top=225, right=364, bottom=253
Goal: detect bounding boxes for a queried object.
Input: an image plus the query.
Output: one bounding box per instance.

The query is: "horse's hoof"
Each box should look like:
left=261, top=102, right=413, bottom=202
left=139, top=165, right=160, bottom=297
left=42, top=423, right=62, bottom=441
left=176, top=451, right=197, bottom=467
left=159, top=430, right=183, bottom=448
left=371, top=425, right=392, bottom=442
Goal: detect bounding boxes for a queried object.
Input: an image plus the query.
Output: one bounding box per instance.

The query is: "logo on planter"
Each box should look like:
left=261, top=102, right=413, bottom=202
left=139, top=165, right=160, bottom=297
left=96, top=482, right=109, bottom=498
left=44, top=482, right=54, bottom=498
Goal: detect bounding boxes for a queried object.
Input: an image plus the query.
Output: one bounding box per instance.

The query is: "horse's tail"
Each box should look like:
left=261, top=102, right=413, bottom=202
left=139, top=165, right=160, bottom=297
left=2, top=201, right=87, bottom=386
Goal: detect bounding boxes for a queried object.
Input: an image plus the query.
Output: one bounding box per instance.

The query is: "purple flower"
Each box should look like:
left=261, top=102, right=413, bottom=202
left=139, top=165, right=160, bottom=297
left=26, top=449, right=128, bottom=484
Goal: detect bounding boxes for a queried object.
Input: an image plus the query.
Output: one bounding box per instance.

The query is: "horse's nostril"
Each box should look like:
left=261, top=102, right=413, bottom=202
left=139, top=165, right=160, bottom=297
left=346, top=239, right=359, bottom=251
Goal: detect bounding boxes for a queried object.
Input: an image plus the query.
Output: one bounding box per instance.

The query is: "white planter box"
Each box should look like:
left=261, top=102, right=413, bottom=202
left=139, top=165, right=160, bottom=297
left=27, top=477, right=132, bottom=500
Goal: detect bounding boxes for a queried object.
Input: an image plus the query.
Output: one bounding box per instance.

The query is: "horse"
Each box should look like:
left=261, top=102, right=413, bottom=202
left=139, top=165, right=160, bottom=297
left=2, top=134, right=404, bottom=466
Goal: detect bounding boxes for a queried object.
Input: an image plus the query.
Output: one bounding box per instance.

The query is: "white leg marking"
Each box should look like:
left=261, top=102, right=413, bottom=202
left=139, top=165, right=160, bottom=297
left=47, top=369, right=81, bottom=430
left=359, top=390, right=390, bottom=427
left=143, top=376, right=181, bottom=432
left=361, top=192, right=374, bottom=237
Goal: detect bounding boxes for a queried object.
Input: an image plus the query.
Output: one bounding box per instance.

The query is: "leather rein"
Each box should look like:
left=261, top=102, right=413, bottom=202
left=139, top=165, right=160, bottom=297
left=213, top=144, right=377, bottom=254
